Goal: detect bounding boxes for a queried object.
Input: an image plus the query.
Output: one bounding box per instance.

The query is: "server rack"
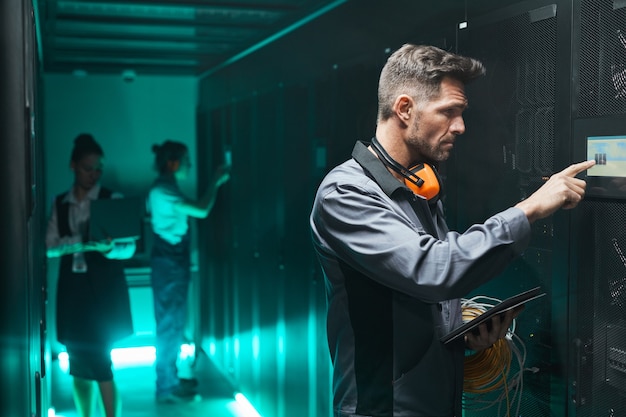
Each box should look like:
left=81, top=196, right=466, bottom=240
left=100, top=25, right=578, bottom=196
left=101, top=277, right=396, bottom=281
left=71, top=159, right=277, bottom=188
left=0, top=0, right=47, bottom=415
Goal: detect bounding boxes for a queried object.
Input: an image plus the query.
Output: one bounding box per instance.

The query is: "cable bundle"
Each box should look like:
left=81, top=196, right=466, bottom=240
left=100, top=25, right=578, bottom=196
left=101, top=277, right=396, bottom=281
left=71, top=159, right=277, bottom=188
left=464, top=338, right=512, bottom=393
left=461, top=296, right=528, bottom=416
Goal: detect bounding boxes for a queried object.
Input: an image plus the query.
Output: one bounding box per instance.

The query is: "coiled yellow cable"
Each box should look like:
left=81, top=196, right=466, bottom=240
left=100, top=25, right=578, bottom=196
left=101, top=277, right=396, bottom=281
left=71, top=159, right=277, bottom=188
left=464, top=338, right=511, bottom=393
left=460, top=297, right=529, bottom=416
left=462, top=305, right=512, bottom=394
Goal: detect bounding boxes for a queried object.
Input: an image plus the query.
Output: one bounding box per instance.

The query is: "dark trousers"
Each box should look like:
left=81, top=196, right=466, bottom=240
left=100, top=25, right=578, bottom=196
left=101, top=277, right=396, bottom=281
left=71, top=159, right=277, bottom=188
left=150, top=233, right=190, bottom=397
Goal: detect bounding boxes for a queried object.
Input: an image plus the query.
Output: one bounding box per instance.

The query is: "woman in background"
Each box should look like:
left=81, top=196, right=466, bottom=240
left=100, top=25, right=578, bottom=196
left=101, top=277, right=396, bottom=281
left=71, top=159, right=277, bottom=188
left=46, top=133, right=134, bottom=417
left=147, top=140, right=229, bottom=403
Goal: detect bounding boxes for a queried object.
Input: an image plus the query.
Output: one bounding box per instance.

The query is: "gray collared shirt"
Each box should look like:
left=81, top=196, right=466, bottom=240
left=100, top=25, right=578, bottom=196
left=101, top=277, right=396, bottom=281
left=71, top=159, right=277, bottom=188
left=310, top=140, right=531, bottom=416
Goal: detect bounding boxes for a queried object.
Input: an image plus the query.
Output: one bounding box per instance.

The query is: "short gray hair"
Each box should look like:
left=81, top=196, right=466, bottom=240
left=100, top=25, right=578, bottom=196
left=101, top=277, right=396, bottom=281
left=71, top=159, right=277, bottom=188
left=377, top=44, right=485, bottom=122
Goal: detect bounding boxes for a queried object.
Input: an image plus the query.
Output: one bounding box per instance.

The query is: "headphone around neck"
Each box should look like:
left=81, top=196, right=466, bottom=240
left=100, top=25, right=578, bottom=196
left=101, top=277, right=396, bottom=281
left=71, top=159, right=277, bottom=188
left=370, top=137, right=442, bottom=201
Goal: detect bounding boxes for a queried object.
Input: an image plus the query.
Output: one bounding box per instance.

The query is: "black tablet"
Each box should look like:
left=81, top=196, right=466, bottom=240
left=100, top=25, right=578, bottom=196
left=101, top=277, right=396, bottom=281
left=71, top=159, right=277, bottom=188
left=440, top=286, right=546, bottom=344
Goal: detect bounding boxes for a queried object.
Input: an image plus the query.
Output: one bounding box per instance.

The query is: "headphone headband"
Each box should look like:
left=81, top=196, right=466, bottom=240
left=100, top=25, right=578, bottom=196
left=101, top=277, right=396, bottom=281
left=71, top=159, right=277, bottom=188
left=370, top=137, right=442, bottom=201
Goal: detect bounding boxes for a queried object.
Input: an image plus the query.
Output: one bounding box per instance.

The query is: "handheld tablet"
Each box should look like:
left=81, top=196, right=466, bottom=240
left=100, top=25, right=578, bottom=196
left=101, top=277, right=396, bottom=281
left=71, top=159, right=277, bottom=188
left=441, top=286, right=546, bottom=344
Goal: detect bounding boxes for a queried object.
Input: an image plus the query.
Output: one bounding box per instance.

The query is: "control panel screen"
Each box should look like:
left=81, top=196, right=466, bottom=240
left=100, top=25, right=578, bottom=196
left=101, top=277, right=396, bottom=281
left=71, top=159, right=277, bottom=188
left=587, top=135, right=626, bottom=178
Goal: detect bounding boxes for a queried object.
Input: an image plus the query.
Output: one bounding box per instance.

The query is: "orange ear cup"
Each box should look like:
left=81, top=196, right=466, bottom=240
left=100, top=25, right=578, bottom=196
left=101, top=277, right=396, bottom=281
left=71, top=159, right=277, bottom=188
left=403, top=163, right=441, bottom=200
left=167, top=160, right=181, bottom=172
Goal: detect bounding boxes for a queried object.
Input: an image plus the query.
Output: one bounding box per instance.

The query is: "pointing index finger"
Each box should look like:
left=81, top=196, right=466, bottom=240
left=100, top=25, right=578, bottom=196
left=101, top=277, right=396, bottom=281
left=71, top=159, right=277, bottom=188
left=561, top=160, right=596, bottom=177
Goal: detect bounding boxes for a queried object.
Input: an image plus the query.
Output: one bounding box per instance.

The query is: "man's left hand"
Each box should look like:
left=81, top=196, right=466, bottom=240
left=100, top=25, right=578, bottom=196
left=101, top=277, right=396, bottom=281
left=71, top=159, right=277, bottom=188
left=464, top=306, right=524, bottom=351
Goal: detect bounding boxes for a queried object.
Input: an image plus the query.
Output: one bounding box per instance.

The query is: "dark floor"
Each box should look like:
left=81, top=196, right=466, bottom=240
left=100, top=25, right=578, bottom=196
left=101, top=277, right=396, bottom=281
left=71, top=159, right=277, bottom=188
left=49, top=350, right=254, bottom=417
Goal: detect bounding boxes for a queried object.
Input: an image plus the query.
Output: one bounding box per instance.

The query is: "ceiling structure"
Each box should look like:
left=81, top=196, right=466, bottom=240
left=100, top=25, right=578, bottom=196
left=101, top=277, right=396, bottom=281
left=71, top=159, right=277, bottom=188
left=36, top=0, right=515, bottom=79
left=36, top=0, right=347, bottom=76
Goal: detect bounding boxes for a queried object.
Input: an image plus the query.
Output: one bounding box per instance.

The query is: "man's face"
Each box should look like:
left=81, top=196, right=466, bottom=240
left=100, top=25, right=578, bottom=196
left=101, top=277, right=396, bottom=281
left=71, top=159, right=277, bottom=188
left=72, top=153, right=103, bottom=191
left=406, top=76, right=468, bottom=163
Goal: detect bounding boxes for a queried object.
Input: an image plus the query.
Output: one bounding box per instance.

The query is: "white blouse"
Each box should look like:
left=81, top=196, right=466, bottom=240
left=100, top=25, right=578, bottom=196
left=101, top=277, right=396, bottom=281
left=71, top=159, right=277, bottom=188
left=46, top=183, right=136, bottom=260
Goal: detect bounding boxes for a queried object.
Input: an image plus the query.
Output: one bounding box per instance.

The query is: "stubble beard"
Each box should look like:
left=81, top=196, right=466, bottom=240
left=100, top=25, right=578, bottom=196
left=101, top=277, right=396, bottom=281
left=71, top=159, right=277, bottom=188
left=406, top=134, right=450, bottom=164
left=405, top=112, right=451, bottom=163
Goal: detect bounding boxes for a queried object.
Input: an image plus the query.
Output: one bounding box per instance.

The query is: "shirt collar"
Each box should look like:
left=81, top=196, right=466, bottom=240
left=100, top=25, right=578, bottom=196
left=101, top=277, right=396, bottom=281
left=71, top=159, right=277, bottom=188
left=155, top=173, right=179, bottom=188
left=63, top=183, right=102, bottom=204
left=351, top=140, right=408, bottom=198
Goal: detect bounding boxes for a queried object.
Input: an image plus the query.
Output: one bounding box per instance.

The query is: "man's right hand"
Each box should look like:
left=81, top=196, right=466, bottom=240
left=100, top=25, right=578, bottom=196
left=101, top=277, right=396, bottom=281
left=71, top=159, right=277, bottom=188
left=515, top=160, right=595, bottom=223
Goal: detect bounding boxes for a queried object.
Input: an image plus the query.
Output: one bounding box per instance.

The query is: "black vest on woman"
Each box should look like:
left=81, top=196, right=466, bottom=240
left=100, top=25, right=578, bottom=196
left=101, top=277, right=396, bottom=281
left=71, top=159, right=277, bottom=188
left=55, top=187, right=133, bottom=348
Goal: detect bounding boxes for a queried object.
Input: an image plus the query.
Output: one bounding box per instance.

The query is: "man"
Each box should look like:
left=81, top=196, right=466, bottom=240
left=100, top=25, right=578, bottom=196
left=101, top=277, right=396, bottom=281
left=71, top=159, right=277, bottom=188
left=309, top=44, right=594, bottom=417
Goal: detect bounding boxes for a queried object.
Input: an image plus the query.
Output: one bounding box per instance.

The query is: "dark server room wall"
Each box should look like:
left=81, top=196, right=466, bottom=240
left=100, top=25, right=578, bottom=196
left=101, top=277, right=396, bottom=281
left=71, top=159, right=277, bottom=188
left=196, top=67, right=381, bottom=417
left=1, top=0, right=46, bottom=415
left=572, top=0, right=626, bottom=416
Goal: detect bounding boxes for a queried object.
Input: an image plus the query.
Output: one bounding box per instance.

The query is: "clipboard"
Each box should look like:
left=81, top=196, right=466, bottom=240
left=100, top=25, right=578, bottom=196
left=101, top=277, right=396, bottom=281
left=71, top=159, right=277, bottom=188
left=440, top=286, right=546, bottom=344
